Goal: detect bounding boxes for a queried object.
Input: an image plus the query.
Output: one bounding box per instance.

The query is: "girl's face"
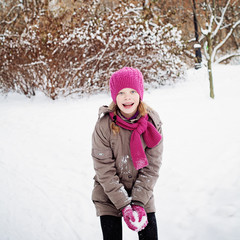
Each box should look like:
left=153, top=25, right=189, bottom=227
left=116, top=88, right=140, bottom=119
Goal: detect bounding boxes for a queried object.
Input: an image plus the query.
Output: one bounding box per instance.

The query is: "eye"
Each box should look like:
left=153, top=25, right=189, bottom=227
left=131, top=90, right=136, bottom=94
left=118, top=91, right=124, bottom=95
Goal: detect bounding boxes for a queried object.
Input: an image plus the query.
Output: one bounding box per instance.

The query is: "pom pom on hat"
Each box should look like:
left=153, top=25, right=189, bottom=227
left=109, top=67, right=144, bottom=103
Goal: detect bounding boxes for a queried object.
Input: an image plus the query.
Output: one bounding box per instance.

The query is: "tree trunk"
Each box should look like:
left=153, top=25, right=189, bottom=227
left=207, top=33, right=215, bottom=99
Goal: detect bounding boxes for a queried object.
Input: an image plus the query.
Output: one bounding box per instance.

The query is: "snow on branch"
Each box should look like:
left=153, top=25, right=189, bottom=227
left=212, top=0, right=231, bottom=38
left=0, top=4, right=24, bottom=24
left=0, top=1, right=185, bottom=99
left=91, top=35, right=114, bottom=79
left=216, top=51, right=240, bottom=64
left=212, top=19, right=240, bottom=61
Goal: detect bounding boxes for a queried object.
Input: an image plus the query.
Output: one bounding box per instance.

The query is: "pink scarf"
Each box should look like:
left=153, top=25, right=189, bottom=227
left=109, top=112, right=162, bottom=170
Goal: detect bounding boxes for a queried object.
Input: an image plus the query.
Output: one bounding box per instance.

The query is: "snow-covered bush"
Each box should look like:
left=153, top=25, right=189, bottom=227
left=0, top=1, right=185, bottom=99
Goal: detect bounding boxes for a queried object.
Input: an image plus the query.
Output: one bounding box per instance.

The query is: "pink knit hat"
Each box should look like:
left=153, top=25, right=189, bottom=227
left=109, top=67, right=144, bottom=103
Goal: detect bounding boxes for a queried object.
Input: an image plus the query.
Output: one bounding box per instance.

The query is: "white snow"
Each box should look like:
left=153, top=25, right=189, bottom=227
left=0, top=64, right=240, bottom=240
left=194, top=43, right=201, bottom=49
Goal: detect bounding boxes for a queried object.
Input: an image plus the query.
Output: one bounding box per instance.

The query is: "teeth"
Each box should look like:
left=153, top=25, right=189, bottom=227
left=123, top=103, right=133, bottom=106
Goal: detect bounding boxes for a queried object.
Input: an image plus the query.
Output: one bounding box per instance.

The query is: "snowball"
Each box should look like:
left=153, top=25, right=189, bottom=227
left=130, top=211, right=148, bottom=232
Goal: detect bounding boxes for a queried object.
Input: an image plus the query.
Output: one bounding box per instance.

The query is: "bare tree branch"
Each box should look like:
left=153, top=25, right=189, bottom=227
left=212, top=0, right=231, bottom=38
left=212, top=19, right=240, bottom=61
left=0, top=4, right=24, bottom=24
left=216, top=52, right=240, bottom=64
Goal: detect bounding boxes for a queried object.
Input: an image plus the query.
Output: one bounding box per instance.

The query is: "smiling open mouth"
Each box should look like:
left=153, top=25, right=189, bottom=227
left=123, top=103, right=134, bottom=107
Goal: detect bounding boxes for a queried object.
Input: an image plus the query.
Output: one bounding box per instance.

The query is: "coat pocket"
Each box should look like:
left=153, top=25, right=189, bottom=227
left=92, top=181, right=110, bottom=203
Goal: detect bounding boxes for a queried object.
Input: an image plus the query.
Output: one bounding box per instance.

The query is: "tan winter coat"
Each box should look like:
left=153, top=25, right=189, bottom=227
left=91, top=105, right=163, bottom=217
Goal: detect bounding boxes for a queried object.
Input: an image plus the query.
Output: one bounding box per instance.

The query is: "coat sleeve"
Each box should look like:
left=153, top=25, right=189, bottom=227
left=131, top=114, right=163, bottom=206
left=92, top=117, right=132, bottom=210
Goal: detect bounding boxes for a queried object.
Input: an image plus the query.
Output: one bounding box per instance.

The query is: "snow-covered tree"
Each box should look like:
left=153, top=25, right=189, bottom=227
left=0, top=0, right=45, bottom=36
left=0, top=0, right=185, bottom=99
left=199, top=0, right=240, bottom=99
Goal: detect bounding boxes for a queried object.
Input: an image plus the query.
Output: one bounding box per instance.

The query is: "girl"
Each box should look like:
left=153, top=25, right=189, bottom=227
left=92, top=67, right=163, bottom=240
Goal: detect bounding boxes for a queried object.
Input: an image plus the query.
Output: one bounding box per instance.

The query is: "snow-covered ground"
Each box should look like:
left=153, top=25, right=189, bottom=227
left=0, top=64, right=240, bottom=240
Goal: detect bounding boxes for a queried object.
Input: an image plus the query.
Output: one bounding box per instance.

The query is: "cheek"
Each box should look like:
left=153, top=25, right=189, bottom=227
left=134, top=95, right=140, bottom=102
left=116, top=97, right=122, bottom=107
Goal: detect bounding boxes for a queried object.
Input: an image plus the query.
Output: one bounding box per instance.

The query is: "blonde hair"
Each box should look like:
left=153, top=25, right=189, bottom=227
left=109, top=101, right=149, bottom=135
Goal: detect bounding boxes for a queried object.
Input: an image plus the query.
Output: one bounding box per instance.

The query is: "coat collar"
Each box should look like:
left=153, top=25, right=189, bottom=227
left=98, top=105, right=112, bottom=119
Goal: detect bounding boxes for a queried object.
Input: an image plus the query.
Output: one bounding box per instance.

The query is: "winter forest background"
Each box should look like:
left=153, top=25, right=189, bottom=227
left=1, top=0, right=239, bottom=99
left=1, top=1, right=240, bottom=240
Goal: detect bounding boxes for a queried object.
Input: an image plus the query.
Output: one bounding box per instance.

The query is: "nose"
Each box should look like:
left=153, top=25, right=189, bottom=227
left=124, top=92, right=131, bottom=100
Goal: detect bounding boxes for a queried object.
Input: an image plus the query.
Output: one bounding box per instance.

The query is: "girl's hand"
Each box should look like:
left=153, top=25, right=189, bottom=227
left=122, top=205, right=149, bottom=232
left=131, top=205, right=148, bottom=231
left=122, top=205, right=138, bottom=231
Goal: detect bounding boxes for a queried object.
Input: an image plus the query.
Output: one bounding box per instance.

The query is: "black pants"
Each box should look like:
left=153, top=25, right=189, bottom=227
left=100, top=213, right=158, bottom=240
